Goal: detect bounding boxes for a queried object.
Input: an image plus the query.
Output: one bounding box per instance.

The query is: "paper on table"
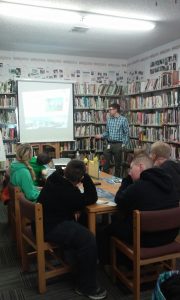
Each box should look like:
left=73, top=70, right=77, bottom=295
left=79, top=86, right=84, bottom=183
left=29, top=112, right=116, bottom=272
left=96, top=198, right=109, bottom=205
left=96, top=188, right=115, bottom=202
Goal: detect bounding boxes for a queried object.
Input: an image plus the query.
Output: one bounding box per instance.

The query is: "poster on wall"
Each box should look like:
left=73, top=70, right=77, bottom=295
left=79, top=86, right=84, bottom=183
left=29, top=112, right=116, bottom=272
left=149, top=54, right=177, bottom=74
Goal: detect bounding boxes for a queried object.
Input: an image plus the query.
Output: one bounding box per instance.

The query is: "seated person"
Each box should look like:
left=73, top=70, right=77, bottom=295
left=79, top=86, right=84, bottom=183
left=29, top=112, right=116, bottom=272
left=150, top=141, right=180, bottom=199
left=10, top=143, right=40, bottom=202
left=153, top=271, right=180, bottom=300
left=38, top=159, right=107, bottom=300
left=98, top=154, right=179, bottom=265
left=29, top=152, right=52, bottom=186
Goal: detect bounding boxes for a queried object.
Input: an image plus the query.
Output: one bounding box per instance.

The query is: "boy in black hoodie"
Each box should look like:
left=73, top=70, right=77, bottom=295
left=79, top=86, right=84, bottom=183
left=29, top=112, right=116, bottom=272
left=38, top=160, right=107, bottom=300
left=98, top=154, right=179, bottom=264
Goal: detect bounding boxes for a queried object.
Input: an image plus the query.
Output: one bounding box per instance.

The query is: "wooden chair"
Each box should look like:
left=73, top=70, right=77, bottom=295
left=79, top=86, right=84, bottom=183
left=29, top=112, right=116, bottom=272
left=111, top=208, right=180, bottom=300
left=7, top=183, right=21, bottom=254
left=16, top=192, right=71, bottom=293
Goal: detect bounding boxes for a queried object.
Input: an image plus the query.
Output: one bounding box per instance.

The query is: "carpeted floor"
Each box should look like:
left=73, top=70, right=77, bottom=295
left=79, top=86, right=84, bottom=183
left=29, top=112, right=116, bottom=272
left=0, top=201, right=153, bottom=300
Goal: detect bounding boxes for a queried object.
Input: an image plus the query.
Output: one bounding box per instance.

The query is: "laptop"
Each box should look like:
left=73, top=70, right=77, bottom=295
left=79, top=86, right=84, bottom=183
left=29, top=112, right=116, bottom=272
left=52, top=158, right=71, bottom=169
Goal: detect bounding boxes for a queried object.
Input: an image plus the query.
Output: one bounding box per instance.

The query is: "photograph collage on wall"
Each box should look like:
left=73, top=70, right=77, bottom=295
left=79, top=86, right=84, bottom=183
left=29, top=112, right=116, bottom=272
left=127, top=70, right=144, bottom=83
left=0, top=61, right=126, bottom=85
left=150, top=54, right=177, bottom=74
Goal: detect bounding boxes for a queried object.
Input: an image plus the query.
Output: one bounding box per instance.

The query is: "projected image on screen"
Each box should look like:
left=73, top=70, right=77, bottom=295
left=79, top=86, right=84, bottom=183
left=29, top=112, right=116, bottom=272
left=18, top=80, right=74, bottom=143
left=22, top=89, right=69, bottom=129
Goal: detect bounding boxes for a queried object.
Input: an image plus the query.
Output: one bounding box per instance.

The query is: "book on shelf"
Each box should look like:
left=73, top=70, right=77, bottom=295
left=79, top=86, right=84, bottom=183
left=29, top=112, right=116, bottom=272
left=172, top=70, right=179, bottom=85
left=162, top=72, right=172, bottom=87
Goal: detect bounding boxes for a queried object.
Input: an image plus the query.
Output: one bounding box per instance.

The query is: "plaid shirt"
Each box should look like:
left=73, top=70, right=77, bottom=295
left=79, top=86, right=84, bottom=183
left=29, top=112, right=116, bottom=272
left=102, top=115, right=129, bottom=145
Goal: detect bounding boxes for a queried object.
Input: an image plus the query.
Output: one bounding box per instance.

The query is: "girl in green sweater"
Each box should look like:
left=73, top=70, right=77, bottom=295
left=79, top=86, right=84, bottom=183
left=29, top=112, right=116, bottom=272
left=10, top=143, right=40, bottom=202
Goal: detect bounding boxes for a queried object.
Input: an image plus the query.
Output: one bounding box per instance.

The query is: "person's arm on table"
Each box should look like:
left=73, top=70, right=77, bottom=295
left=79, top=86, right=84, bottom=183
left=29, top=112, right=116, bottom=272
left=114, top=175, right=137, bottom=213
left=70, top=173, right=98, bottom=211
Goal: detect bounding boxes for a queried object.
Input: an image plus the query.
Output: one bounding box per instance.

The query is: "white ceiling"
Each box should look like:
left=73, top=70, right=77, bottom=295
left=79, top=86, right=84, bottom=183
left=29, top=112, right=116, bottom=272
left=1, top=0, right=180, bottom=59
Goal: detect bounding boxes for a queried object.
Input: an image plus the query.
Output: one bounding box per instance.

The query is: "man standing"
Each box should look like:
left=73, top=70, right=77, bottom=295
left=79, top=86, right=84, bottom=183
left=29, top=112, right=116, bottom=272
left=95, top=103, right=129, bottom=177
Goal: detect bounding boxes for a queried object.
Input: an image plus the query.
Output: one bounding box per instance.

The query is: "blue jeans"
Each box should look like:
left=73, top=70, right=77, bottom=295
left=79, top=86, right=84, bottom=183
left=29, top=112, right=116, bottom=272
left=45, top=220, right=98, bottom=294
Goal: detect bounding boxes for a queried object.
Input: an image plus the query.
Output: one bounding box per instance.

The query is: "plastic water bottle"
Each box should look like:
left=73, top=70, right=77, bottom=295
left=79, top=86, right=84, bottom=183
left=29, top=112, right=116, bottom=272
left=76, top=150, right=80, bottom=160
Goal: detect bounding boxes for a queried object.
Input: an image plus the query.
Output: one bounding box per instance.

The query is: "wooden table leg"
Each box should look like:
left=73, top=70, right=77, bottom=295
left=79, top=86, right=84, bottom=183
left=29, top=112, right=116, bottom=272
left=87, top=212, right=96, bottom=235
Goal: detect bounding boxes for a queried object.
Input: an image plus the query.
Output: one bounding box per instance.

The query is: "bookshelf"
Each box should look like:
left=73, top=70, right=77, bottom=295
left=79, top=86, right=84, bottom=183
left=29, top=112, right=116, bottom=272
left=126, top=77, right=180, bottom=160
left=27, top=83, right=126, bottom=159
left=71, top=83, right=125, bottom=156
left=0, top=81, right=125, bottom=162
left=0, top=80, right=17, bottom=186
left=31, top=143, right=60, bottom=159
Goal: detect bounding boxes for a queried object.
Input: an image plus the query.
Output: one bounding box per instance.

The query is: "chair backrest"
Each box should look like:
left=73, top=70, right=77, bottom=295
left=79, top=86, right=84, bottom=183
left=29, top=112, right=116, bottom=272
left=17, top=193, right=44, bottom=245
left=18, top=192, right=36, bottom=221
left=138, top=207, right=180, bottom=232
left=7, top=183, right=21, bottom=227
left=8, top=183, right=21, bottom=209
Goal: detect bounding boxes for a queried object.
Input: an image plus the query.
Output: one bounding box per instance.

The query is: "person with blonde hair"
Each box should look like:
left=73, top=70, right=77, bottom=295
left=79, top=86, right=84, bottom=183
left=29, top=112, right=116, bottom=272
left=10, top=143, right=40, bottom=201
left=150, top=141, right=180, bottom=199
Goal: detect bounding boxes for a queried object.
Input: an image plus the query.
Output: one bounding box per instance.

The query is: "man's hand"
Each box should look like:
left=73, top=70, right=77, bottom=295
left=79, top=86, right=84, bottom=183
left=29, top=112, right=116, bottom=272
left=95, top=134, right=102, bottom=139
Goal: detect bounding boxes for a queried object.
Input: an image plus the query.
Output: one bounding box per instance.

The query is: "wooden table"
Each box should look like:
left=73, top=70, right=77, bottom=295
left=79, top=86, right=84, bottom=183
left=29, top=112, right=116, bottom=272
left=86, top=172, right=120, bottom=235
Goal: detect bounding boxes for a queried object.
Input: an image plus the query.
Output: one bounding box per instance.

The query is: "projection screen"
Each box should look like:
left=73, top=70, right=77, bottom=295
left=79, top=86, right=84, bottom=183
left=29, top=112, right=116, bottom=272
left=17, top=80, right=74, bottom=143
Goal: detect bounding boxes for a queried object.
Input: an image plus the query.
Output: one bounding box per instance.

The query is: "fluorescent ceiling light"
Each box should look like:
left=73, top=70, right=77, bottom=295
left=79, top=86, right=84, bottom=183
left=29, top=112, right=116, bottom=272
left=0, top=2, right=155, bottom=31
left=84, top=15, right=155, bottom=31
left=0, top=2, right=80, bottom=24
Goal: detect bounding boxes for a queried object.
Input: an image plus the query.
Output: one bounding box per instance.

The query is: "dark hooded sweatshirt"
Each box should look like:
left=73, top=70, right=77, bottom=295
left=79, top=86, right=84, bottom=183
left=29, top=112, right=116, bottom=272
left=112, top=167, right=179, bottom=247
left=160, top=160, right=180, bottom=200
left=38, top=170, right=97, bottom=235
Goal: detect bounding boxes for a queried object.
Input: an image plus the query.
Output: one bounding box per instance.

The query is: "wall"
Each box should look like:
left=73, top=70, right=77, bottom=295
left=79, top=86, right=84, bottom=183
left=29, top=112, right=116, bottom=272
left=127, top=38, right=180, bottom=83
left=0, top=50, right=127, bottom=86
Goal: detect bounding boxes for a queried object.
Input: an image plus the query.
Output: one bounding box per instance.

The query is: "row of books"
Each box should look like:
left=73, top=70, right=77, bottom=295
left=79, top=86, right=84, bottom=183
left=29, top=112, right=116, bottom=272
left=74, top=111, right=107, bottom=123
left=95, top=125, right=106, bottom=135
left=59, top=139, right=105, bottom=152
left=74, top=96, right=98, bottom=109
left=74, top=124, right=109, bottom=137
left=60, top=142, right=76, bottom=151
left=74, top=111, right=95, bottom=123
left=0, top=111, right=17, bottom=124
left=129, top=110, right=179, bottom=125
left=142, top=72, right=174, bottom=92
left=74, top=83, right=99, bottom=95
left=75, top=125, right=95, bottom=137
left=0, top=80, right=16, bottom=94
left=74, top=83, right=124, bottom=96
left=128, top=91, right=179, bottom=110
left=94, top=111, right=107, bottom=123
left=98, top=84, right=124, bottom=96
left=171, top=146, right=180, bottom=160
left=127, top=71, right=180, bottom=94
left=74, top=96, right=125, bottom=110
left=75, top=138, right=95, bottom=151
left=0, top=96, right=17, bottom=107
left=1, top=127, right=17, bottom=140
left=4, top=143, right=16, bottom=155
left=130, top=126, right=179, bottom=142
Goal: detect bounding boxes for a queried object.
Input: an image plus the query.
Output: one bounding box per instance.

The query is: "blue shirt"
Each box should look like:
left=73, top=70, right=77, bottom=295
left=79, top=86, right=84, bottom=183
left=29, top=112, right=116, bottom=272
left=102, top=115, right=129, bottom=145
